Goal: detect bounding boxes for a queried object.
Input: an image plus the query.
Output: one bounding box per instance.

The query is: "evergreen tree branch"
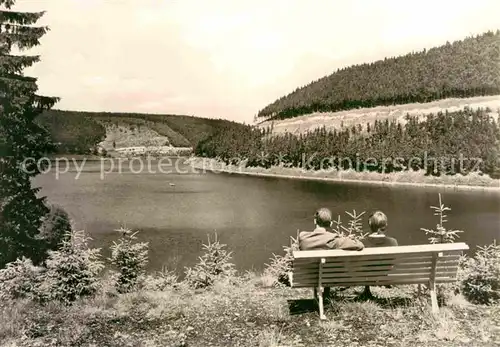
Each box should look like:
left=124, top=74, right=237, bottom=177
left=0, top=10, right=45, bottom=25
left=0, top=0, right=15, bottom=10
left=0, top=54, right=40, bottom=73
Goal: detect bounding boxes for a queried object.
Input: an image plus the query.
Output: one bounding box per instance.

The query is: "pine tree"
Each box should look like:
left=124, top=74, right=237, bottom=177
left=0, top=0, right=60, bottom=267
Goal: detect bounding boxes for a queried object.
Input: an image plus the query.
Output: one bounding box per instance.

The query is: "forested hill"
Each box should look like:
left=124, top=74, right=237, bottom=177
left=36, top=110, right=245, bottom=154
left=257, top=30, right=500, bottom=120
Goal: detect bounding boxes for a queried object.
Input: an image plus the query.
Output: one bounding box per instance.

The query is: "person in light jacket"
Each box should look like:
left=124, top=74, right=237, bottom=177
left=299, top=208, right=364, bottom=299
left=299, top=208, right=365, bottom=251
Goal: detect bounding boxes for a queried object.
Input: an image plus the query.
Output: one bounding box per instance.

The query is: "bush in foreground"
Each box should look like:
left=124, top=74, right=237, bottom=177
left=43, top=230, right=104, bottom=304
left=0, top=257, right=44, bottom=302
left=141, top=267, right=179, bottom=291
left=459, top=241, right=500, bottom=305
left=109, top=227, right=149, bottom=293
left=0, top=230, right=104, bottom=304
left=184, top=233, right=236, bottom=289
left=263, top=234, right=299, bottom=287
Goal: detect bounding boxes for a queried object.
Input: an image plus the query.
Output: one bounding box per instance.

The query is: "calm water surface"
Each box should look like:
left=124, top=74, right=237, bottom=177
left=34, top=159, right=500, bottom=273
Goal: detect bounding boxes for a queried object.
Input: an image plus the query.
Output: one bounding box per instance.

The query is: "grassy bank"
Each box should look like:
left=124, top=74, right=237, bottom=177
left=1, top=217, right=499, bottom=346
left=1, top=274, right=499, bottom=347
left=188, top=158, right=500, bottom=192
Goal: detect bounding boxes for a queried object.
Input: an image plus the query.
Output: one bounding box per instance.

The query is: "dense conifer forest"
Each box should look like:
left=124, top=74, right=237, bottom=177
left=36, top=110, right=245, bottom=153
left=257, top=31, right=500, bottom=120
left=196, top=108, right=500, bottom=179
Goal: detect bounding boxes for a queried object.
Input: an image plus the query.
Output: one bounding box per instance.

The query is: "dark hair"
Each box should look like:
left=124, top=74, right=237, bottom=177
left=368, top=211, right=388, bottom=233
left=315, top=208, right=332, bottom=228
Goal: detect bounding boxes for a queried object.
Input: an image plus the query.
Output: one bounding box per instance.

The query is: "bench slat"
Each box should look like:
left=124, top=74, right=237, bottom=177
left=293, top=259, right=459, bottom=269
left=293, top=270, right=457, bottom=282
left=292, top=265, right=459, bottom=278
left=292, top=242, right=469, bottom=259
left=293, top=254, right=432, bottom=264
left=293, top=256, right=432, bottom=267
left=328, top=276, right=458, bottom=284
left=292, top=253, right=461, bottom=266
left=292, top=256, right=459, bottom=271
left=292, top=263, right=458, bottom=275
left=292, top=277, right=457, bottom=287
left=294, top=274, right=458, bottom=285
left=292, top=265, right=429, bottom=274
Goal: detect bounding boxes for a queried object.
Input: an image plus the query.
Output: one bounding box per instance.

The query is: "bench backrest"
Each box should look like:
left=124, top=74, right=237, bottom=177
left=290, top=242, right=469, bottom=288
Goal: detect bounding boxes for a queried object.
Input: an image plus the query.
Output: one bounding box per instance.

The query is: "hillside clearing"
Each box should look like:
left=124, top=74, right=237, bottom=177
left=258, top=96, right=500, bottom=135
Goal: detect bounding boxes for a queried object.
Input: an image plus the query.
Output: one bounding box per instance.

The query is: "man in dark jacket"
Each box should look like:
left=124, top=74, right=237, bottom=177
left=361, top=211, right=398, bottom=298
left=299, top=207, right=364, bottom=299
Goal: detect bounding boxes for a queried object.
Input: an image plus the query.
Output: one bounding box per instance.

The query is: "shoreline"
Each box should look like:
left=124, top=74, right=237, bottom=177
left=46, top=154, right=191, bottom=161
left=188, top=158, right=500, bottom=193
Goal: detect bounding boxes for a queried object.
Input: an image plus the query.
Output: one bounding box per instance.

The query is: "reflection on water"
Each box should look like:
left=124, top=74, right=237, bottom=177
left=34, top=160, right=500, bottom=273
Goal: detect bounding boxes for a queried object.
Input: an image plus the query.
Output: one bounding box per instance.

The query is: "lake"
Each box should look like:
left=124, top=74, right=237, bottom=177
left=34, top=158, right=500, bottom=273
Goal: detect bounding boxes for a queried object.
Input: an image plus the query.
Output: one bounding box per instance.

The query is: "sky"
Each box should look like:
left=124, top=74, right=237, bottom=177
left=11, top=0, right=500, bottom=123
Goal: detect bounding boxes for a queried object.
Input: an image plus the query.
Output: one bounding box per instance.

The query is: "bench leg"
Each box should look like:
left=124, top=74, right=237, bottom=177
left=318, top=286, right=327, bottom=320
left=317, top=257, right=327, bottom=320
left=429, top=280, right=439, bottom=314
left=429, top=253, right=440, bottom=314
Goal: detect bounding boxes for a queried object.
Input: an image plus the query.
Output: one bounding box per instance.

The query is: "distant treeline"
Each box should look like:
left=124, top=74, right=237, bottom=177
left=257, top=31, right=500, bottom=120
left=36, top=110, right=107, bottom=154
left=36, top=110, right=245, bottom=154
left=196, top=108, right=500, bottom=178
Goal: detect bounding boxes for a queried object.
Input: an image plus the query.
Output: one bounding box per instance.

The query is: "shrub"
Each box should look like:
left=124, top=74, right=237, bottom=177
left=0, top=257, right=44, bottom=302
left=43, top=230, right=104, bottom=304
left=418, top=194, right=465, bottom=304
left=0, top=230, right=103, bottom=305
left=421, top=193, right=463, bottom=244
left=141, top=267, right=179, bottom=291
left=332, top=210, right=368, bottom=241
left=459, top=241, right=500, bottom=305
left=184, top=233, right=236, bottom=289
left=38, top=203, right=72, bottom=253
left=263, top=234, right=299, bottom=287
left=109, top=227, right=149, bottom=293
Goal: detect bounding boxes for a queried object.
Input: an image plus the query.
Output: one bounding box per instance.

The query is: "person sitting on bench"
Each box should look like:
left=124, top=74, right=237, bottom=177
left=361, top=211, right=398, bottom=298
left=299, top=207, right=364, bottom=299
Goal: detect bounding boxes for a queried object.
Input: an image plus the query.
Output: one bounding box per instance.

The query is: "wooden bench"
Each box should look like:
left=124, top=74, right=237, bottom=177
left=289, top=242, right=469, bottom=320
